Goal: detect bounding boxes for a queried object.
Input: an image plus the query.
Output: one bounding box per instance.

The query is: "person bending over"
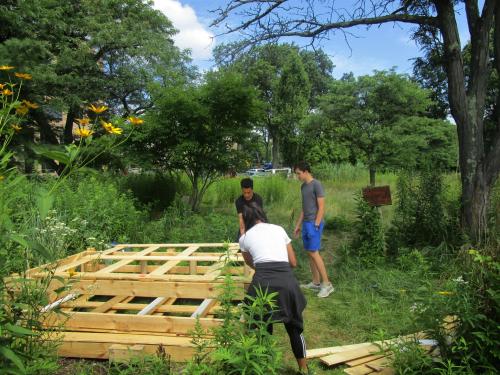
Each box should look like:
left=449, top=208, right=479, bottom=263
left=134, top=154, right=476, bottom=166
left=239, top=203, right=309, bottom=374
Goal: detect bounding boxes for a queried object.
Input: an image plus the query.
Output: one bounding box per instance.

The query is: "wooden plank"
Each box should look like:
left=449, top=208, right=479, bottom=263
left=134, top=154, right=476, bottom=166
left=345, top=354, right=386, bottom=367
left=41, top=293, right=79, bottom=313
left=191, top=299, right=216, bottom=318
left=96, top=246, right=161, bottom=274
left=343, top=365, right=374, bottom=375
left=321, top=345, right=385, bottom=366
left=364, top=356, right=393, bottom=372
left=92, top=295, right=129, bottom=313
left=44, top=312, right=221, bottom=334
left=109, top=344, right=145, bottom=362
left=137, top=297, right=168, bottom=315
left=56, top=332, right=198, bottom=361
left=148, top=246, right=200, bottom=276
left=100, top=255, right=243, bottom=262
left=307, top=343, right=374, bottom=359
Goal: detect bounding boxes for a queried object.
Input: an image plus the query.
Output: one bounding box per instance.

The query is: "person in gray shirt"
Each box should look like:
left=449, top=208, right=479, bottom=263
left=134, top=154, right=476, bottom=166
left=293, top=161, right=334, bottom=298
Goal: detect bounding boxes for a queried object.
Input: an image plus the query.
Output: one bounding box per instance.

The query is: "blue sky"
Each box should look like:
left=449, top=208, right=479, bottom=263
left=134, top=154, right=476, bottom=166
left=153, top=1, right=472, bottom=78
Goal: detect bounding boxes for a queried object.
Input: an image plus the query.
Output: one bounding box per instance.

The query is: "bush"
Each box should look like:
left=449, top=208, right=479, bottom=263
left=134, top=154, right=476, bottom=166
left=119, top=172, right=178, bottom=212
left=350, top=195, right=385, bottom=264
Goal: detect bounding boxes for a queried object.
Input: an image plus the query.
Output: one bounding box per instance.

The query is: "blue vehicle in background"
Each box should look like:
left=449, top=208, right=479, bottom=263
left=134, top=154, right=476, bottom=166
left=263, top=162, right=273, bottom=170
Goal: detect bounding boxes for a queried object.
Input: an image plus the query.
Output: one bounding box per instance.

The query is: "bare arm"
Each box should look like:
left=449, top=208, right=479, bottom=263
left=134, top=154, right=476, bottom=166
left=316, top=197, right=325, bottom=226
left=294, top=210, right=304, bottom=238
left=241, top=251, right=255, bottom=270
left=286, top=243, right=297, bottom=268
left=238, top=213, right=245, bottom=235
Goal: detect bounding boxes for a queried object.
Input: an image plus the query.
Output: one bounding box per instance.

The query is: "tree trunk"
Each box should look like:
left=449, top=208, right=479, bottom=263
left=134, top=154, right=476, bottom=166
left=271, top=133, right=280, bottom=167
left=435, top=0, right=499, bottom=244
left=63, top=106, right=77, bottom=144
left=369, top=167, right=376, bottom=187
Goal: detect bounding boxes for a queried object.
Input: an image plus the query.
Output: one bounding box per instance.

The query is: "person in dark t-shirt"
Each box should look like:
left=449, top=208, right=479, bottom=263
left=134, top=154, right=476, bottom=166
left=235, top=177, right=263, bottom=241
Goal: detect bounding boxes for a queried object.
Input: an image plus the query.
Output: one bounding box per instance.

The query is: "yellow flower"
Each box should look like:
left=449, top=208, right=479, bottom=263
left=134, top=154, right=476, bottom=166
left=101, top=120, right=122, bottom=135
left=0, top=83, right=4, bottom=89
left=88, top=104, right=108, bottom=114
left=128, top=116, right=144, bottom=126
left=0, top=65, right=14, bottom=70
left=76, top=117, right=90, bottom=126
left=437, top=291, right=454, bottom=296
left=67, top=268, right=77, bottom=277
left=2, top=89, right=13, bottom=96
left=14, top=72, right=32, bottom=80
left=11, top=124, right=22, bottom=132
left=74, top=128, right=93, bottom=138
left=22, top=100, right=39, bottom=109
left=16, top=105, right=29, bottom=116
left=0, top=175, right=4, bottom=181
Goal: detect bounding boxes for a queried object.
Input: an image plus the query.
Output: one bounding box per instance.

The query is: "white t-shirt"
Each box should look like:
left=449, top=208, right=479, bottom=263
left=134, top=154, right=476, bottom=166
left=239, top=223, right=291, bottom=264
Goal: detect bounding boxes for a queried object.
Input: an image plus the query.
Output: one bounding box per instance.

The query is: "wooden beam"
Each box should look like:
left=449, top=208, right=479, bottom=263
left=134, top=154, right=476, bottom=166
left=92, top=295, right=129, bottom=313
left=45, top=312, right=221, bottom=334
left=41, top=293, right=79, bottom=313
left=148, top=246, right=200, bottom=276
left=96, top=246, right=161, bottom=274
left=137, top=297, right=168, bottom=315
left=191, top=299, right=216, bottom=318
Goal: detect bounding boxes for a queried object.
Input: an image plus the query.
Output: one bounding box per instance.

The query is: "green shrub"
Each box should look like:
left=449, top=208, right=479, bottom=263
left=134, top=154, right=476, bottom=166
left=119, top=172, right=178, bottom=211
left=350, top=195, right=385, bottom=264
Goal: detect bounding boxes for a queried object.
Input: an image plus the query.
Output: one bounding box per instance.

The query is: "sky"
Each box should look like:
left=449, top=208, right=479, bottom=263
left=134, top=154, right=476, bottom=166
left=152, top=0, right=473, bottom=78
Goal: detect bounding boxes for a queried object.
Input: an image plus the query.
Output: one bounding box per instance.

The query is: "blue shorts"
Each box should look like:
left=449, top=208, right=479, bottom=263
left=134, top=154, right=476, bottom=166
left=302, top=221, right=324, bottom=251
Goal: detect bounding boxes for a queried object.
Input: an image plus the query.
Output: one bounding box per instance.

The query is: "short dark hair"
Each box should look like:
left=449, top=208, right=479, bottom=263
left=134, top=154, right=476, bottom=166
left=294, top=161, right=311, bottom=173
left=242, top=202, right=268, bottom=230
left=240, top=178, right=254, bottom=189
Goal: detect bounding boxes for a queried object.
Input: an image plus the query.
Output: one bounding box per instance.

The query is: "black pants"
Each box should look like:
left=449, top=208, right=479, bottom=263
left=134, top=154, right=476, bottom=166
left=267, top=322, right=307, bottom=359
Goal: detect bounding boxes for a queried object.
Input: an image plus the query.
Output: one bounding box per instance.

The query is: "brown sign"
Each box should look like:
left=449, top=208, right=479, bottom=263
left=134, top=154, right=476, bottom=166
left=362, top=185, right=392, bottom=206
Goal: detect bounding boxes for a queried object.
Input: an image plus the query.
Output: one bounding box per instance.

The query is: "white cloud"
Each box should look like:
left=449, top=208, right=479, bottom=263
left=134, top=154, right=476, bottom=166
left=153, top=0, right=215, bottom=60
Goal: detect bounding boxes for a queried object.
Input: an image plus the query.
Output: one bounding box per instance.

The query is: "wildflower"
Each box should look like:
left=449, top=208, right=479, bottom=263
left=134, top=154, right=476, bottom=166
left=0, top=65, right=14, bottom=70
left=16, top=105, right=29, bottom=116
left=437, top=291, right=454, bottom=296
left=2, top=89, right=13, bottom=96
left=0, top=175, right=4, bottom=182
left=452, top=276, right=467, bottom=285
left=75, top=117, right=90, bottom=127
left=468, top=249, right=478, bottom=255
left=14, top=72, right=32, bottom=80
left=88, top=104, right=108, bottom=114
left=101, top=120, right=122, bottom=135
left=22, top=100, right=39, bottom=109
left=0, top=83, right=4, bottom=89
left=75, top=128, right=93, bottom=138
left=128, top=116, right=144, bottom=126
left=67, top=268, right=77, bottom=278
left=11, top=124, right=22, bottom=132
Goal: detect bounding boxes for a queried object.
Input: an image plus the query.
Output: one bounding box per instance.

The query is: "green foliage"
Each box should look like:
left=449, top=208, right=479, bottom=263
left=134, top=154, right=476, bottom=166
left=350, top=196, right=385, bottom=264
left=119, top=172, right=179, bottom=212
left=108, top=352, right=171, bottom=375
left=387, top=170, right=462, bottom=256
left=134, top=69, right=259, bottom=211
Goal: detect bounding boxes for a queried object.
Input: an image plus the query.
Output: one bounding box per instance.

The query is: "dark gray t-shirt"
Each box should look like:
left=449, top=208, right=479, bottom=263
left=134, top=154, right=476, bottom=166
left=301, top=179, right=325, bottom=221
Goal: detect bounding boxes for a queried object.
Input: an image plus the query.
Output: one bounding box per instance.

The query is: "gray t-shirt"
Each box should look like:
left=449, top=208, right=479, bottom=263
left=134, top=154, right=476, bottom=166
left=301, top=179, right=325, bottom=221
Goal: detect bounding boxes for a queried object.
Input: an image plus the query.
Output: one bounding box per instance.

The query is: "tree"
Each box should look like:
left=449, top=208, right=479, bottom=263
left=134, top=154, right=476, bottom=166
left=215, top=44, right=311, bottom=167
left=131, top=70, right=259, bottom=211
left=211, top=0, right=500, bottom=243
left=0, top=0, right=190, bottom=163
left=319, top=70, right=438, bottom=186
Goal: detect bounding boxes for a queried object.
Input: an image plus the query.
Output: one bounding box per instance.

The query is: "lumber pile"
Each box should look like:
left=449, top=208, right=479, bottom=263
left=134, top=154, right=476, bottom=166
left=307, top=334, right=428, bottom=374
left=15, top=243, right=253, bottom=361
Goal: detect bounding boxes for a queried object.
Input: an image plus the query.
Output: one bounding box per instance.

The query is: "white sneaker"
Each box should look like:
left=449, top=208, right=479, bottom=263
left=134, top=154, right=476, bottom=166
left=317, top=283, right=335, bottom=298
left=301, top=281, right=321, bottom=291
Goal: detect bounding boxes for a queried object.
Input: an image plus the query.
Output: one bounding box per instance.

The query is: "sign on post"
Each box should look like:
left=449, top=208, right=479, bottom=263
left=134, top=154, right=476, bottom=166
left=362, top=185, right=392, bottom=206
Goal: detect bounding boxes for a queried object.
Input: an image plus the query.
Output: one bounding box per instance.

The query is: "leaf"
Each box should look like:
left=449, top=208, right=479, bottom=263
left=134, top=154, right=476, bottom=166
left=31, top=144, right=70, bottom=165
left=4, top=323, right=36, bottom=336
left=27, top=239, right=54, bottom=261
left=8, top=234, right=28, bottom=248
left=35, top=189, right=54, bottom=220
left=0, top=346, right=26, bottom=373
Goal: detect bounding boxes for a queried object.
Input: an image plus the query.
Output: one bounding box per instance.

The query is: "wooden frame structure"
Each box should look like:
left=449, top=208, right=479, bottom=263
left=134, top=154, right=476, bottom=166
left=22, top=243, right=252, bottom=361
